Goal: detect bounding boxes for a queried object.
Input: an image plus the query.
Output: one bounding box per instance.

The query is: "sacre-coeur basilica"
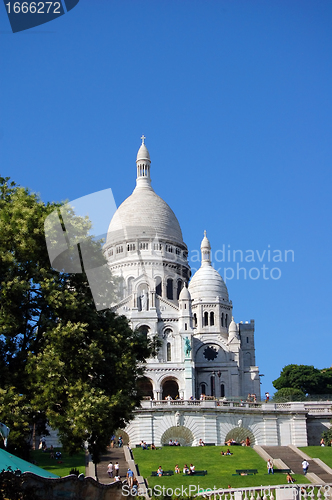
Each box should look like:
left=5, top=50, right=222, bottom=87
left=101, top=138, right=328, bottom=447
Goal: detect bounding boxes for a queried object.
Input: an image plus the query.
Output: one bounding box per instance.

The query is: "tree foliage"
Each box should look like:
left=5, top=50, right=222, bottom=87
left=0, top=176, right=152, bottom=459
left=272, top=387, right=306, bottom=402
left=273, top=364, right=332, bottom=396
left=322, top=426, right=332, bottom=446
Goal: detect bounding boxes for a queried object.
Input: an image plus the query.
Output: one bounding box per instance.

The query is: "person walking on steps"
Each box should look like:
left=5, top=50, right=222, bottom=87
left=302, top=459, right=309, bottom=475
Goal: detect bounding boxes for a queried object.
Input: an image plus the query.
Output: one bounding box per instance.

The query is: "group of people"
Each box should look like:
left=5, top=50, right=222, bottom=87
left=224, top=437, right=250, bottom=446
left=174, top=464, right=195, bottom=475
left=168, top=439, right=180, bottom=446
left=107, top=461, right=120, bottom=480
left=221, top=449, right=233, bottom=456
left=110, top=435, right=123, bottom=448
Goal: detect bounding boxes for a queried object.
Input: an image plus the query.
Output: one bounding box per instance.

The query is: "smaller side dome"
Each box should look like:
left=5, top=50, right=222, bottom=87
left=179, top=283, right=191, bottom=301
left=189, top=231, right=229, bottom=302
left=228, top=317, right=240, bottom=341
left=229, top=317, right=238, bottom=333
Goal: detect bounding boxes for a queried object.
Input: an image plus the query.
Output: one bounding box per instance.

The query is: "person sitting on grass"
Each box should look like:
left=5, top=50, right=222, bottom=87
left=199, top=439, right=205, bottom=446
left=175, top=464, right=180, bottom=474
left=287, top=473, right=295, bottom=484
left=157, top=466, right=163, bottom=477
left=226, top=449, right=233, bottom=455
left=151, top=443, right=156, bottom=450
left=183, top=464, right=189, bottom=475
left=189, top=464, right=195, bottom=475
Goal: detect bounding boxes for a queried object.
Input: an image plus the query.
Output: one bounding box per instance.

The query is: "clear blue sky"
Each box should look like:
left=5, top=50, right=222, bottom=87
left=1, top=0, right=332, bottom=397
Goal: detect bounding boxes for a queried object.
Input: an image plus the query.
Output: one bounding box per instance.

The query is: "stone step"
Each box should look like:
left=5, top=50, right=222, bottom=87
left=96, top=446, right=129, bottom=485
left=261, top=446, right=332, bottom=483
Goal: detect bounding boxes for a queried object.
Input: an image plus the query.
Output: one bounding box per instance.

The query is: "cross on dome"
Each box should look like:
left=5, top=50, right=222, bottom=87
left=141, top=135, right=146, bottom=144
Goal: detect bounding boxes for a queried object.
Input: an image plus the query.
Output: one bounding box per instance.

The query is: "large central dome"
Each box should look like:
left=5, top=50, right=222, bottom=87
left=105, top=139, right=184, bottom=246
left=107, top=185, right=184, bottom=244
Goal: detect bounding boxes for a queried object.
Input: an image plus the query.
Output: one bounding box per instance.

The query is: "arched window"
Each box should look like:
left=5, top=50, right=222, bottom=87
left=204, top=311, right=209, bottom=326
left=194, top=313, right=197, bottom=328
left=155, top=277, right=162, bottom=297
left=167, top=342, right=171, bottom=361
left=201, top=384, right=206, bottom=396
left=210, top=376, right=215, bottom=397
left=138, top=325, right=149, bottom=338
left=185, top=323, right=187, bottom=331
left=210, top=311, right=214, bottom=326
left=177, top=280, right=182, bottom=299
left=225, top=314, right=228, bottom=328
left=166, top=279, right=173, bottom=300
left=127, top=277, right=134, bottom=295
left=221, top=313, right=224, bottom=327
left=220, top=384, right=225, bottom=398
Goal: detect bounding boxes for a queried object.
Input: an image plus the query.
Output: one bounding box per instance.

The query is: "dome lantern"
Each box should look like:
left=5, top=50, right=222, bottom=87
left=201, top=230, right=211, bottom=265
left=136, top=135, right=151, bottom=187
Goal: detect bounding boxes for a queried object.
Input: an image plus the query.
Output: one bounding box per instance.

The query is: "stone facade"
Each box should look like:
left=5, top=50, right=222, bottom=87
left=103, top=138, right=261, bottom=403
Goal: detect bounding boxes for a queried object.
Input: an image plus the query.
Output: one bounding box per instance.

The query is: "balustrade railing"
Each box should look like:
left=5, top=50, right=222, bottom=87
left=139, top=399, right=332, bottom=414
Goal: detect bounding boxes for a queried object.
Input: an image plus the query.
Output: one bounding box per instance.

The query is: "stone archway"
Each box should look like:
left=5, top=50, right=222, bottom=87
left=161, top=426, right=194, bottom=446
left=137, top=377, right=153, bottom=399
left=162, top=379, right=179, bottom=400
left=224, top=427, right=255, bottom=446
left=114, top=430, right=130, bottom=445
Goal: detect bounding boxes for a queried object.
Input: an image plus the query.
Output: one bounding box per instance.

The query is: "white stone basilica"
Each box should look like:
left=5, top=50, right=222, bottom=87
left=103, top=138, right=261, bottom=403
left=100, top=138, right=330, bottom=448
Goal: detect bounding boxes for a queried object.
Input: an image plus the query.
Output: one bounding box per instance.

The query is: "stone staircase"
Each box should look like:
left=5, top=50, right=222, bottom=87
left=260, top=446, right=332, bottom=484
left=96, top=446, right=128, bottom=484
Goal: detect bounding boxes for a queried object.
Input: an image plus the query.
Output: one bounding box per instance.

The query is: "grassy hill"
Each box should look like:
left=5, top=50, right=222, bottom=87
left=132, top=446, right=310, bottom=490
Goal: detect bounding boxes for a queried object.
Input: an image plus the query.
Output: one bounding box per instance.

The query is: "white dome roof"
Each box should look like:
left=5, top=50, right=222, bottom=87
left=179, top=284, right=191, bottom=300
left=106, top=138, right=184, bottom=246
left=106, top=184, right=184, bottom=244
left=189, top=264, right=229, bottom=302
left=188, top=231, right=229, bottom=302
left=228, top=317, right=238, bottom=333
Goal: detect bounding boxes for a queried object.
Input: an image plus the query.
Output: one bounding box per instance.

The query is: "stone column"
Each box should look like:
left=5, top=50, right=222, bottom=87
left=151, top=291, right=156, bottom=309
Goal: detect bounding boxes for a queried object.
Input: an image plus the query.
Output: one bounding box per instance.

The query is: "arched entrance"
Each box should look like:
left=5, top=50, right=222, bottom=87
left=137, top=377, right=153, bottom=399
left=162, top=379, right=179, bottom=400
left=161, top=426, right=194, bottom=446
left=224, top=427, right=255, bottom=446
left=114, top=430, right=130, bottom=446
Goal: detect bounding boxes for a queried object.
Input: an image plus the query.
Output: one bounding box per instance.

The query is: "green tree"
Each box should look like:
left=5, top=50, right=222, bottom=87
left=27, top=317, right=151, bottom=460
left=272, top=387, right=306, bottom=402
left=0, top=176, right=152, bottom=461
left=322, top=425, right=332, bottom=446
left=272, top=364, right=331, bottom=395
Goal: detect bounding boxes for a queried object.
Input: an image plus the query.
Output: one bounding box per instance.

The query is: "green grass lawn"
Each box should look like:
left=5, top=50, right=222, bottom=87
left=30, top=448, right=86, bottom=477
left=133, top=446, right=309, bottom=490
left=299, top=447, right=332, bottom=468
